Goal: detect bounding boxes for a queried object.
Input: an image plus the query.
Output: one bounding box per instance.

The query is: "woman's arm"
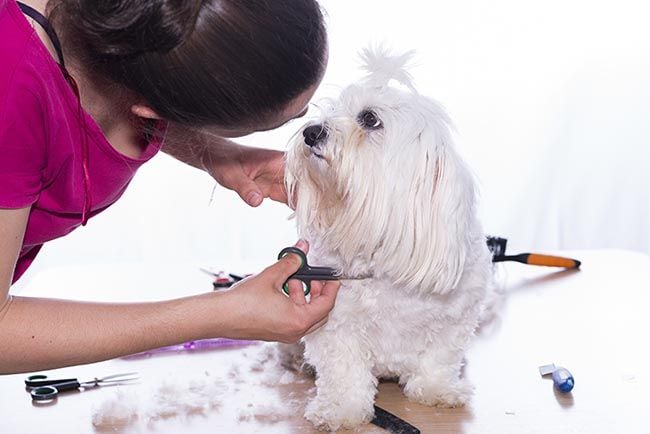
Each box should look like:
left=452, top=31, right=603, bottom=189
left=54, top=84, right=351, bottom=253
left=162, top=123, right=287, bottom=206
left=0, top=208, right=338, bottom=374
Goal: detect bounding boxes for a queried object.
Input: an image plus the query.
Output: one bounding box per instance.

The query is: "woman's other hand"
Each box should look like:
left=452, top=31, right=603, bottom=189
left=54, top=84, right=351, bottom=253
left=204, top=144, right=287, bottom=207
left=163, top=125, right=288, bottom=207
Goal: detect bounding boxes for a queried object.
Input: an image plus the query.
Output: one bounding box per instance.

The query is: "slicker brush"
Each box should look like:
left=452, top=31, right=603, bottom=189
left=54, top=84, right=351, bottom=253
left=486, top=236, right=581, bottom=269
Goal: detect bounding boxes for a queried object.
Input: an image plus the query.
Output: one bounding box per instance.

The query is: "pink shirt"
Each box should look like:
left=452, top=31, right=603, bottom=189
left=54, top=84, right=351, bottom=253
left=0, top=0, right=165, bottom=283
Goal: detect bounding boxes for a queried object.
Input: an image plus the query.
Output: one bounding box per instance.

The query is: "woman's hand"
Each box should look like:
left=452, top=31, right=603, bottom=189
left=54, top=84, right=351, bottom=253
left=0, top=238, right=339, bottom=374
left=162, top=124, right=288, bottom=207
left=216, top=240, right=340, bottom=343
left=203, top=144, right=287, bottom=207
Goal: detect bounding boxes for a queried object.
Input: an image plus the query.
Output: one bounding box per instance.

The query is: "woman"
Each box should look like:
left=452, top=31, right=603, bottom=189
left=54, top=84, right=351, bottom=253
left=0, top=0, right=339, bottom=374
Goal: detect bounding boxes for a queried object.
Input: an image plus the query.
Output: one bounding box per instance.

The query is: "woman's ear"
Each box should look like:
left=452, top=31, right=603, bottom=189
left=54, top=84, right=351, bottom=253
left=131, top=104, right=162, bottom=120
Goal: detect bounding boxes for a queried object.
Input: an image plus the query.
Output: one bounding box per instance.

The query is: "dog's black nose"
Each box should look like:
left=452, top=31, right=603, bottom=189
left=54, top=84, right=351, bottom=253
left=303, top=124, right=328, bottom=147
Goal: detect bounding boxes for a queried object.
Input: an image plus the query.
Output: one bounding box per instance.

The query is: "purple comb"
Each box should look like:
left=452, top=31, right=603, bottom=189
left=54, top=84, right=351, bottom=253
left=122, top=338, right=258, bottom=359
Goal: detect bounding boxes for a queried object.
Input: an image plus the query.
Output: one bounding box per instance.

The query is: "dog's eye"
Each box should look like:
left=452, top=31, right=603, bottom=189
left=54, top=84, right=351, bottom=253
left=358, top=110, right=382, bottom=130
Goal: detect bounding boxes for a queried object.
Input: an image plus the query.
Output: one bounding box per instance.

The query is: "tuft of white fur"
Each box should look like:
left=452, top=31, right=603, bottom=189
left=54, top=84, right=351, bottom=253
left=284, top=46, right=494, bottom=431
left=360, top=45, right=417, bottom=93
left=92, top=390, right=138, bottom=429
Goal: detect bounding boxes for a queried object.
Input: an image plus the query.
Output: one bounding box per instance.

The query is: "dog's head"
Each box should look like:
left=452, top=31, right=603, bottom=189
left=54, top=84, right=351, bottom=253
left=286, top=47, right=478, bottom=294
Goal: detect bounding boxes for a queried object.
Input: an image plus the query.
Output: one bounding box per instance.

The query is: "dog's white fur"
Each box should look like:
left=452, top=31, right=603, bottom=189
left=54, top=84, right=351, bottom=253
left=284, top=47, right=493, bottom=431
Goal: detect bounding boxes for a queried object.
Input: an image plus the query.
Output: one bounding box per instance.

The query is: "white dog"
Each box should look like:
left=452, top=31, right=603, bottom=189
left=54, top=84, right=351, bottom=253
left=284, top=48, right=493, bottom=431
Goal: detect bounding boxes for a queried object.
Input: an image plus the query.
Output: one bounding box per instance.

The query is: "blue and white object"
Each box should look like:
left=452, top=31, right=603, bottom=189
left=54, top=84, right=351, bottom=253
left=539, top=363, right=575, bottom=393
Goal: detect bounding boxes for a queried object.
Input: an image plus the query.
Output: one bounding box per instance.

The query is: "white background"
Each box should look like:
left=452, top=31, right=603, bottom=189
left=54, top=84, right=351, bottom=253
left=13, top=0, right=650, bottom=291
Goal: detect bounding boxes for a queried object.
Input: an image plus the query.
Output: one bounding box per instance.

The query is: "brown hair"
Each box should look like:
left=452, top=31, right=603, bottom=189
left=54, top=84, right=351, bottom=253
left=49, top=0, right=328, bottom=128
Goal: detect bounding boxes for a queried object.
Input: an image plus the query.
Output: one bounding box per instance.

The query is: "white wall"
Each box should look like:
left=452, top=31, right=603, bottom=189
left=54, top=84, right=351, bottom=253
left=14, top=0, right=650, bottom=290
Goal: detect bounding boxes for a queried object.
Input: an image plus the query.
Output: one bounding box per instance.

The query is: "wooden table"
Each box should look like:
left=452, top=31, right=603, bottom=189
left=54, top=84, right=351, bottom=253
left=1, top=250, right=649, bottom=434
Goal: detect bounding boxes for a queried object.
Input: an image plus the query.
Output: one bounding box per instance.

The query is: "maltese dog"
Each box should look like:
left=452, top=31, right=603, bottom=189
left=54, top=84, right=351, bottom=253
left=284, top=48, right=493, bottom=431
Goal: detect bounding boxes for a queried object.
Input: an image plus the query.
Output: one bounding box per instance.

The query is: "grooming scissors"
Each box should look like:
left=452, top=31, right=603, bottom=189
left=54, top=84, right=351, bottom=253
left=25, top=372, right=139, bottom=401
left=278, top=247, right=341, bottom=296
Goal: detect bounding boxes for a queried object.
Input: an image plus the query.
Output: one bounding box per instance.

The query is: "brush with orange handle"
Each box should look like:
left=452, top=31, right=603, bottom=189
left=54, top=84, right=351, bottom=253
left=486, top=236, right=581, bottom=269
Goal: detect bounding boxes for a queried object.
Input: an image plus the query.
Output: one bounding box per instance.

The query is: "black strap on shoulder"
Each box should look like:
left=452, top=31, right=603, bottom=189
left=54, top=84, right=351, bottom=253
left=17, top=1, right=66, bottom=68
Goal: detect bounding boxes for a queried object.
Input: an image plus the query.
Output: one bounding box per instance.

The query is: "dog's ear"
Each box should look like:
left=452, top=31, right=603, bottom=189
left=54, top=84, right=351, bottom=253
left=421, top=143, right=476, bottom=294
left=377, top=117, right=477, bottom=295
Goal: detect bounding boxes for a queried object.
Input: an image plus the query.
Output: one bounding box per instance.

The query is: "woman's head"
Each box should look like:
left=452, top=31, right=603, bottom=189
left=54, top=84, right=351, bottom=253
left=49, top=0, right=328, bottom=132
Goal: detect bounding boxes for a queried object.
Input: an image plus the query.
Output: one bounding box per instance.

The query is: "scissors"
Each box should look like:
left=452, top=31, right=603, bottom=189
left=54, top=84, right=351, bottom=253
left=278, top=247, right=340, bottom=296
left=24, top=372, right=139, bottom=401
left=200, top=268, right=248, bottom=289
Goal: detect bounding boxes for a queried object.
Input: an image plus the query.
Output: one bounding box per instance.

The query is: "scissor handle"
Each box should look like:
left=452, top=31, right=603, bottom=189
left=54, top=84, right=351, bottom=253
left=278, top=247, right=311, bottom=296
left=30, top=380, right=81, bottom=401
left=25, top=374, right=78, bottom=388
left=31, top=386, right=59, bottom=401
left=278, top=247, right=307, bottom=267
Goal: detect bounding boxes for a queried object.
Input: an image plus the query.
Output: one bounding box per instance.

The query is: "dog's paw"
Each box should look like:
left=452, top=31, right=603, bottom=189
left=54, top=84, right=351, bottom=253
left=403, top=376, right=474, bottom=408
left=304, top=397, right=374, bottom=431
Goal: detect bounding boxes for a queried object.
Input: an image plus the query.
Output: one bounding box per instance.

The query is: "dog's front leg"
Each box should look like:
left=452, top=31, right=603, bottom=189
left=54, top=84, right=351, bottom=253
left=400, top=327, right=474, bottom=408
left=303, top=330, right=377, bottom=431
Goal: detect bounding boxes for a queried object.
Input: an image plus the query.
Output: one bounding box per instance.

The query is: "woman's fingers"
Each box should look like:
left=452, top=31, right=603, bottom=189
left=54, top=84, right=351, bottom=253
left=309, top=280, right=324, bottom=298
left=266, top=239, right=309, bottom=289
left=304, top=280, right=340, bottom=316
left=267, top=239, right=309, bottom=290
left=299, top=281, right=340, bottom=335
left=294, top=239, right=309, bottom=253
left=287, top=279, right=307, bottom=305
left=270, top=254, right=302, bottom=287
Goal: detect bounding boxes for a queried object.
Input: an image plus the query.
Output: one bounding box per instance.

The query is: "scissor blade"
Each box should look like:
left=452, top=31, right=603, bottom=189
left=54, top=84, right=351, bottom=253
left=200, top=268, right=221, bottom=277
left=96, top=372, right=140, bottom=384
left=291, top=273, right=339, bottom=281
left=338, top=274, right=373, bottom=280
left=98, top=377, right=140, bottom=386
left=308, top=266, right=339, bottom=275
left=291, top=272, right=373, bottom=281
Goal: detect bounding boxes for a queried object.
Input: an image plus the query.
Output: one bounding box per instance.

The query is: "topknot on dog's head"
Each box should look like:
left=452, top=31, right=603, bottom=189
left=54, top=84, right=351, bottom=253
left=359, top=45, right=417, bottom=93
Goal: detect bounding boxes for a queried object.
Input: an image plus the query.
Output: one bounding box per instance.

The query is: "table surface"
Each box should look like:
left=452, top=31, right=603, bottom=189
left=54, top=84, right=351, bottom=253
left=1, top=250, right=649, bottom=434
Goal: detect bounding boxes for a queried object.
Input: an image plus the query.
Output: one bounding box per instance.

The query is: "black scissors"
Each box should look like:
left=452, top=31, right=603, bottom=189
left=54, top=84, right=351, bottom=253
left=278, top=247, right=340, bottom=296
left=25, top=372, right=139, bottom=401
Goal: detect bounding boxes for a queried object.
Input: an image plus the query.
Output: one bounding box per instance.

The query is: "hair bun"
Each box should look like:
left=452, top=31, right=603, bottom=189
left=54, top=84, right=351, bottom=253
left=75, top=0, right=202, bottom=57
